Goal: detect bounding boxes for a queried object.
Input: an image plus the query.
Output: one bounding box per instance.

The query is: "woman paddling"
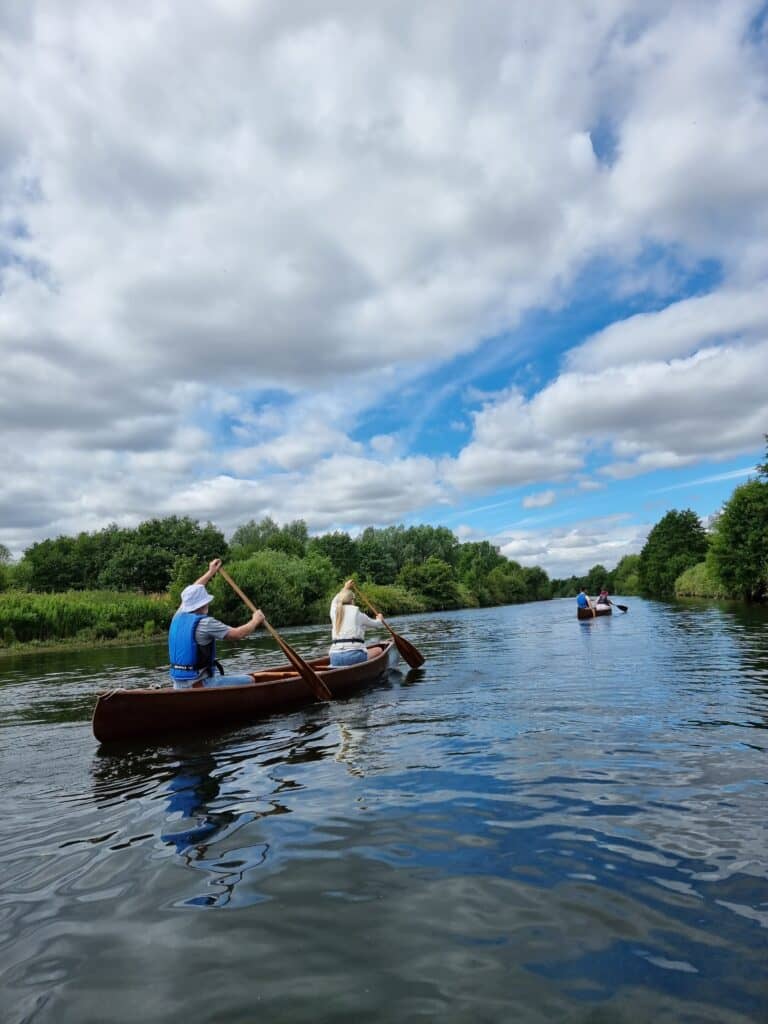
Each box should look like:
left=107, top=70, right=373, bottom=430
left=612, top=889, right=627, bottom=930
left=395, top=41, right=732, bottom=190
left=329, top=579, right=386, bottom=667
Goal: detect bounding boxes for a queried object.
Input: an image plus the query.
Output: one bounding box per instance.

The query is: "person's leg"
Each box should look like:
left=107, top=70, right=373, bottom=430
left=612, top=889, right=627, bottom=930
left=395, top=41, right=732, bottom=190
left=203, top=674, right=255, bottom=688
left=366, top=646, right=383, bottom=660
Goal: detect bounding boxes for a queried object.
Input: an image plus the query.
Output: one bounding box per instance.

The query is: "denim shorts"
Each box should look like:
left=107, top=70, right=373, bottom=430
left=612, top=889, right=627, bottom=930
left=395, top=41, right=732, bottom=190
left=329, top=647, right=368, bottom=667
left=172, top=674, right=254, bottom=689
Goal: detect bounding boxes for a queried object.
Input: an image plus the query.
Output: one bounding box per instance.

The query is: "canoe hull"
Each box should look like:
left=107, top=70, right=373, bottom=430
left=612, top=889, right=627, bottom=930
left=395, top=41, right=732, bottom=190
left=92, top=641, right=398, bottom=743
left=577, top=605, right=612, bottom=620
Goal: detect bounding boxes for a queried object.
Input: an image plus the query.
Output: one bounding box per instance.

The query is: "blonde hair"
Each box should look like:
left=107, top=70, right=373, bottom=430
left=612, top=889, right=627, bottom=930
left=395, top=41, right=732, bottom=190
left=334, top=587, right=355, bottom=633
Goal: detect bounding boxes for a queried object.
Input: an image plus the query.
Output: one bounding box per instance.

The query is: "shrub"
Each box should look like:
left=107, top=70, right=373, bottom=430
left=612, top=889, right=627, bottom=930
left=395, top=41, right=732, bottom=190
left=674, top=562, right=729, bottom=599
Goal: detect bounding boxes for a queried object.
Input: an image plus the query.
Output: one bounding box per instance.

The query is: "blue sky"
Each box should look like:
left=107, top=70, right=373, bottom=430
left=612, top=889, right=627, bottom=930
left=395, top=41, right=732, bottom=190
left=1, top=1, right=767, bottom=577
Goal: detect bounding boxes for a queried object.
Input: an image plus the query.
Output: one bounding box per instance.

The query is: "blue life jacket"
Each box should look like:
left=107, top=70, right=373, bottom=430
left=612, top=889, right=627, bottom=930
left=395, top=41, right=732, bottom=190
left=577, top=593, right=589, bottom=608
left=168, top=612, right=216, bottom=682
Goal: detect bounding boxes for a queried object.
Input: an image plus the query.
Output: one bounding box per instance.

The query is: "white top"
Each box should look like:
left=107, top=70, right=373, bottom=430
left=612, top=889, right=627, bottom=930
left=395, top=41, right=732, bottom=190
left=330, top=598, right=379, bottom=651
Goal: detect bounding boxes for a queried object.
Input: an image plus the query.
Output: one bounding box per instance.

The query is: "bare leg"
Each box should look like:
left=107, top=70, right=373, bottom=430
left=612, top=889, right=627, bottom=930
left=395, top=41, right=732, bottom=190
left=366, top=646, right=383, bottom=660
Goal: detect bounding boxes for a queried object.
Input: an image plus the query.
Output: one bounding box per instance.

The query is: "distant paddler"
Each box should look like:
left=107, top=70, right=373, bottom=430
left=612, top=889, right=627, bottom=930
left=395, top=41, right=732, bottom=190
left=576, top=587, right=595, bottom=617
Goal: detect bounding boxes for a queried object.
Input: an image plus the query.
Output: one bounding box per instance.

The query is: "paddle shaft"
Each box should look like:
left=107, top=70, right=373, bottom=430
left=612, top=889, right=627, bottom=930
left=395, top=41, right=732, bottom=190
left=219, top=568, right=332, bottom=700
left=350, top=583, right=425, bottom=669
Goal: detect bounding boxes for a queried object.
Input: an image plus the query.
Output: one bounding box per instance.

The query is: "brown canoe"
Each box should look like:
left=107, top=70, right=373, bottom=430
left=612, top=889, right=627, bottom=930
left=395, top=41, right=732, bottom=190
left=92, top=641, right=398, bottom=743
left=577, top=604, right=612, bottom=620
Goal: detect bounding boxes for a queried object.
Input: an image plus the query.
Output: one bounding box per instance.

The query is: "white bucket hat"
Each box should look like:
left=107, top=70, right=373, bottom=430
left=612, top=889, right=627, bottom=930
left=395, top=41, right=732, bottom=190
left=180, top=583, right=215, bottom=613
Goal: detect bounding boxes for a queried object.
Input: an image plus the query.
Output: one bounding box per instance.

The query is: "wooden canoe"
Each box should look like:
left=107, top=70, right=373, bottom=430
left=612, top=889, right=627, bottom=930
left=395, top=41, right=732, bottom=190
left=577, top=604, right=612, bottom=620
left=92, top=641, right=398, bottom=743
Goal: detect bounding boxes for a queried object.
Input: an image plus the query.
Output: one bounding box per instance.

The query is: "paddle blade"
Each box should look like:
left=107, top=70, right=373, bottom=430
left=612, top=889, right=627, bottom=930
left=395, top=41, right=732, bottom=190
left=392, top=632, right=426, bottom=669
left=616, top=604, right=629, bottom=612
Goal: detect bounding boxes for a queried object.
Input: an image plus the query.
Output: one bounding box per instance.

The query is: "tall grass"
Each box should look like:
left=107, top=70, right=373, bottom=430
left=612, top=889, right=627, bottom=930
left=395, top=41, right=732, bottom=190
left=0, top=591, right=175, bottom=645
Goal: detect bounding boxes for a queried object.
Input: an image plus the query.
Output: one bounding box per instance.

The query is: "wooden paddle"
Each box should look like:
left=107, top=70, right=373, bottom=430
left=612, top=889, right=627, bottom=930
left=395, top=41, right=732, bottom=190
left=350, top=582, right=425, bottom=669
left=219, top=568, right=333, bottom=701
left=615, top=603, right=629, bottom=613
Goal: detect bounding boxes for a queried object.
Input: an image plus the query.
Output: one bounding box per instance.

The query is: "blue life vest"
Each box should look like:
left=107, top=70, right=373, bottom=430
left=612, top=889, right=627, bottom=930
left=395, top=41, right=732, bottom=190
left=168, top=612, right=216, bottom=682
left=577, top=593, right=589, bottom=608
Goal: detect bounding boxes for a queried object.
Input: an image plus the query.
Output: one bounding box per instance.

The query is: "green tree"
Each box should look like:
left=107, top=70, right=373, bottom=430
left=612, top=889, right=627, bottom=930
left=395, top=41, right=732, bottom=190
left=612, top=554, right=641, bottom=595
left=19, top=537, right=78, bottom=592
left=307, top=531, right=358, bottom=578
left=585, top=564, right=610, bottom=595
left=0, top=542, right=10, bottom=592
left=357, top=528, right=398, bottom=584
left=522, top=565, right=551, bottom=601
left=97, top=541, right=175, bottom=593
left=397, top=557, right=461, bottom=609
left=638, top=509, right=709, bottom=596
left=485, top=562, right=527, bottom=604
left=455, top=541, right=506, bottom=604
left=707, top=478, right=768, bottom=601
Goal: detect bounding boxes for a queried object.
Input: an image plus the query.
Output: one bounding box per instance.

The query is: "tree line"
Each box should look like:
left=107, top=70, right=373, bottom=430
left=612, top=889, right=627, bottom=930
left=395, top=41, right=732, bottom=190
left=0, top=518, right=553, bottom=645
left=1, top=439, right=765, bottom=647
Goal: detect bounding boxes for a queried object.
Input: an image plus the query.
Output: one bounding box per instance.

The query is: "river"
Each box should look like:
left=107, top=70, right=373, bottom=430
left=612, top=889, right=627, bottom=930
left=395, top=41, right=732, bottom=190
left=1, top=598, right=766, bottom=1023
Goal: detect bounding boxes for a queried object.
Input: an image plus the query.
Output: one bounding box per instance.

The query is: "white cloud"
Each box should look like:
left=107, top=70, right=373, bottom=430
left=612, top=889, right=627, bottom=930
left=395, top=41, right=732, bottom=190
left=567, top=285, right=768, bottom=372
left=1, top=0, right=767, bottom=560
left=497, top=515, right=650, bottom=578
left=522, top=490, right=557, bottom=509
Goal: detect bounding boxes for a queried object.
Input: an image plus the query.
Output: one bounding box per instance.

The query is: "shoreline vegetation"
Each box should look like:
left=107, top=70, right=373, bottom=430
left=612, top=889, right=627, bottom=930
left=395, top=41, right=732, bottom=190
left=1, top=444, right=766, bottom=655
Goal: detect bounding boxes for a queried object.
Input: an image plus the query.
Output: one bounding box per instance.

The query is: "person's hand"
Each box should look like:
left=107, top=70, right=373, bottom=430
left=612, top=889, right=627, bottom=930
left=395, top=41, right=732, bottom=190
left=376, top=612, right=385, bottom=622
left=344, top=579, right=354, bottom=589
left=251, top=609, right=265, bottom=628
left=208, top=558, right=222, bottom=574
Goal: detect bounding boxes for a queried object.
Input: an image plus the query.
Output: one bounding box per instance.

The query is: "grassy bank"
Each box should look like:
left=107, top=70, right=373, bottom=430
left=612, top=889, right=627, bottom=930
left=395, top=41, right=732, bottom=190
left=0, top=590, right=175, bottom=650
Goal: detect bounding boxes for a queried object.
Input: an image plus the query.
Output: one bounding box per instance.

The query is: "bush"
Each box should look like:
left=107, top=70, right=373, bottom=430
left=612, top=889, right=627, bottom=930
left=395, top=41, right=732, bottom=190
left=674, top=562, right=729, bottom=599
left=0, top=591, right=174, bottom=644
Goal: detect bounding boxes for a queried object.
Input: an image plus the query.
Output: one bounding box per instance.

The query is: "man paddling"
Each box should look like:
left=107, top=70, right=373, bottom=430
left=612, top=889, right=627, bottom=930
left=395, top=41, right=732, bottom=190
left=168, top=558, right=265, bottom=688
left=576, top=588, right=594, bottom=614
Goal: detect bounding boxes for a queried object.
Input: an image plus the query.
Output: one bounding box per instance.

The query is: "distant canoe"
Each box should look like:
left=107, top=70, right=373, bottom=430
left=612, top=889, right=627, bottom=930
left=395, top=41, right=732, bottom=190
left=93, top=641, right=398, bottom=743
left=577, top=604, right=612, bottom=620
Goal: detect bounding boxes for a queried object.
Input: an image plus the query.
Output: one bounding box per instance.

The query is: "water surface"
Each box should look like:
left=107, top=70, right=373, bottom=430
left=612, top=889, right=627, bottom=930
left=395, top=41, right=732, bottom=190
left=1, top=599, right=766, bottom=1022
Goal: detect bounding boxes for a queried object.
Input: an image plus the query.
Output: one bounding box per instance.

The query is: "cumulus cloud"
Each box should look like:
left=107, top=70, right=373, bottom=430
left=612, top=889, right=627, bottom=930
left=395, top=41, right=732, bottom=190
left=0, top=0, right=766, bottom=565
left=497, top=516, right=650, bottom=578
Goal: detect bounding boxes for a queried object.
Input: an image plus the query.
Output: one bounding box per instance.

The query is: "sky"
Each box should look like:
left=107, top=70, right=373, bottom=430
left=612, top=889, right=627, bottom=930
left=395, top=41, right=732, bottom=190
left=1, top=0, right=767, bottom=579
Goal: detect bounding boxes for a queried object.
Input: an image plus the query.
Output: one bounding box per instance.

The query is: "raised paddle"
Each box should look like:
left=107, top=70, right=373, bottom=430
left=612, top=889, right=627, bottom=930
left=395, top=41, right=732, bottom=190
left=219, top=567, right=333, bottom=701
left=350, top=582, right=425, bottom=669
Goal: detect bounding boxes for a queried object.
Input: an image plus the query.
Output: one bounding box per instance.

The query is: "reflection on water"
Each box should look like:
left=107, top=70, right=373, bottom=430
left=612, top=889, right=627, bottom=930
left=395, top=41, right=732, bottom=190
left=0, top=599, right=766, bottom=1023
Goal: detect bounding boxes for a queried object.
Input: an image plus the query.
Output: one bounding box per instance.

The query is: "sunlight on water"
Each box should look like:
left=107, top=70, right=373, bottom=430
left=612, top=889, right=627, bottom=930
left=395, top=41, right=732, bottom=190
left=0, top=599, right=766, bottom=1022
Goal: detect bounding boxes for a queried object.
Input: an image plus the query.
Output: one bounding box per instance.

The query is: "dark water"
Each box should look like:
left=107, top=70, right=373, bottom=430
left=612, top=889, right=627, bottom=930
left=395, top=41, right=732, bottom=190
left=1, top=599, right=766, bottom=1023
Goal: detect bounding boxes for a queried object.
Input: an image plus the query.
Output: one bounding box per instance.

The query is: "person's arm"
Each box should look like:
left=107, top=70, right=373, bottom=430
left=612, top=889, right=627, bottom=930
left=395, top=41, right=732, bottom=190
left=225, top=610, right=265, bottom=640
left=194, top=558, right=222, bottom=586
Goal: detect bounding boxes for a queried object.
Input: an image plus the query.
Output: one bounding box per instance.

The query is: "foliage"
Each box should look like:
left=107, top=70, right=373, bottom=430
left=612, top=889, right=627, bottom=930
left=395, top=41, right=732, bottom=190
left=204, top=549, right=335, bottom=627
left=229, top=517, right=308, bottom=559
left=0, top=590, right=174, bottom=645
left=638, top=509, right=709, bottom=596
left=18, top=517, right=226, bottom=593
left=306, top=531, right=358, bottom=577
left=356, top=528, right=398, bottom=584
left=674, top=562, right=729, bottom=599
left=707, top=478, right=768, bottom=601
left=585, top=563, right=610, bottom=595
left=353, top=582, right=428, bottom=617
left=397, top=557, right=462, bottom=609
left=612, top=554, right=641, bottom=595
